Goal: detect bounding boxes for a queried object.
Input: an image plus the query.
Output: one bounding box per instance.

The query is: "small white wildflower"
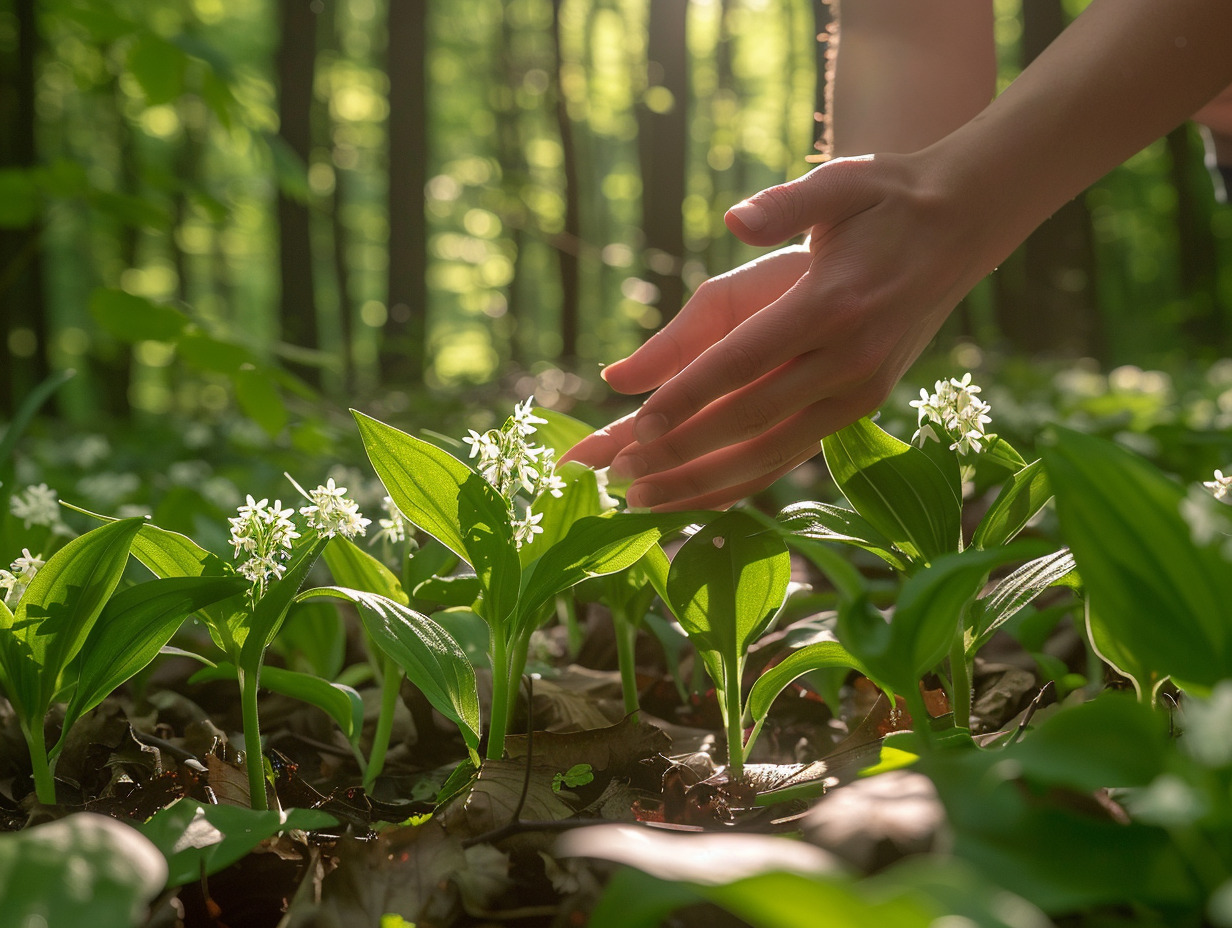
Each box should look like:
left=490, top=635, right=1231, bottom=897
left=0, top=548, right=44, bottom=607
left=512, top=398, right=548, bottom=437
left=371, top=496, right=410, bottom=546
left=10, top=484, right=66, bottom=531
left=227, top=495, right=300, bottom=594
left=512, top=510, right=545, bottom=547
left=909, top=373, right=992, bottom=456
left=1204, top=468, right=1232, bottom=502
left=594, top=467, right=619, bottom=511
left=295, top=477, right=371, bottom=539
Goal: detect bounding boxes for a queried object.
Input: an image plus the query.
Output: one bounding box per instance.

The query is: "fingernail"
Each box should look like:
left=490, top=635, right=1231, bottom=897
left=728, top=199, right=767, bottom=232
left=627, top=483, right=662, bottom=509
left=610, top=454, right=647, bottom=481
left=634, top=413, right=668, bottom=444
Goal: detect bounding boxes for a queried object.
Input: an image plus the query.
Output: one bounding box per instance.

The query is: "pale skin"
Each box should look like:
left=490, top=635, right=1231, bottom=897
left=564, top=0, right=1232, bottom=511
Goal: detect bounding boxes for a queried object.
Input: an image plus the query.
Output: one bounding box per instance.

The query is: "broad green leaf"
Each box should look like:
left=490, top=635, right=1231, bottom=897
left=6, top=519, right=143, bottom=721
left=353, top=411, right=520, bottom=627
left=323, top=536, right=409, bottom=605
left=127, top=32, right=186, bottom=105
left=59, top=576, right=248, bottom=748
left=176, top=331, right=256, bottom=374
left=531, top=407, right=594, bottom=460
left=300, top=587, right=481, bottom=757
left=191, top=662, right=363, bottom=743
left=0, top=813, right=166, bottom=928
left=138, top=799, right=336, bottom=888
left=971, top=459, right=1052, bottom=550
left=822, top=417, right=961, bottom=564
left=666, top=511, right=790, bottom=658
left=274, top=599, right=347, bottom=680
left=975, top=434, right=1028, bottom=473
left=412, top=574, right=481, bottom=609
left=969, top=548, right=1076, bottom=649
left=239, top=535, right=328, bottom=668
left=777, top=500, right=906, bottom=571
left=746, top=641, right=877, bottom=722
left=522, top=461, right=602, bottom=565
left=781, top=537, right=867, bottom=603
left=1043, top=427, right=1232, bottom=689
left=234, top=366, right=287, bottom=437
left=839, top=542, right=1047, bottom=696
left=514, top=511, right=702, bottom=641
left=88, top=287, right=188, bottom=342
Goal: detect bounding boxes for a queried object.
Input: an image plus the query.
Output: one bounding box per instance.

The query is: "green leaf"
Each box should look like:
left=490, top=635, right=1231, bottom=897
left=822, top=417, right=961, bottom=564
left=2, top=519, right=143, bottom=724
left=969, top=548, right=1076, bottom=650
left=300, top=587, right=481, bottom=757
left=191, top=661, right=363, bottom=743
left=971, top=459, right=1052, bottom=550
left=514, top=510, right=701, bottom=641
left=176, top=332, right=257, bottom=374
left=412, top=574, right=481, bottom=609
left=531, top=407, right=594, bottom=460
left=89, top=288, right=189, bottom=342
left=0, top=813, right=166, bottom=928
left=0, top=369, right=74, bottom=470
left=1043, top=427, right=1232, bottom=690
left=233, top=366, right=288, bottom=437
left=746, top=640, right=877, bottom=722
left=0, top=168, right=40, bottom=228
left=522, top=461, right=602, bottom=565
left=777, top=500, right=907, bottom=570
left=353, top=410, right=520, bottom=627
left=975, top=434, right=1028, bottom=473
left=239, top=536, right=328, bottom=669
left=127, top=32, right=187, bottom=105
left=138, top=799, right=336, bottom=888
left=59, top=576, right=248, bottom=748
left=323, top=536, right=409, bottom=605
left=839, top=542, right=1047, bottom=695
left=666, top=511, right=790, bottom=659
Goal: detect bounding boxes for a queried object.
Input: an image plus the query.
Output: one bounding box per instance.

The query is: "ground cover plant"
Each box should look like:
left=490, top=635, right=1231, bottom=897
left=2, top=368, right=1231, bottom=928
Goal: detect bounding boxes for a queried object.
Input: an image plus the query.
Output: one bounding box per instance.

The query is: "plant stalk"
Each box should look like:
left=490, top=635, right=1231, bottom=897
left=239, top=666, right=269, bottom=810
left=612, top=609, right=641, bottom=720
left=724, top=657, right=745, bottom=781
left=364, top=654, right=404, bottom=791
left=950, top=629, right=973, bottom=731
left=25, top=721, right=56, bottom=805
left=486, top=628, right=510, bottom=760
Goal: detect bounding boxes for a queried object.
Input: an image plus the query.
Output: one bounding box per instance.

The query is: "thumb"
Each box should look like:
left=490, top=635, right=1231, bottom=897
left=724, top=154, right=876, bottom=247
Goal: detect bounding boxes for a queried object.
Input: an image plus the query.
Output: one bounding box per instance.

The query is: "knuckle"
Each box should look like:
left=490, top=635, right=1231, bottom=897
left=734, top=397, right=775, bottom=438
left=717, top=340, right=761, bottom=384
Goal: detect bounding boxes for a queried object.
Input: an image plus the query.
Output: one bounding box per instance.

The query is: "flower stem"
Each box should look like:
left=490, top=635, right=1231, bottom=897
left=724, top=657, right=745, bottom=781
left=486, top=628, right=510, bottom=761
left=25, top=721, right=56, bottom=806
left=364, top=654, right=403, bottom=791
left=949, top=629, right=973, bottom=731
left=613, top=610, right=641, bottom=721
left=239, top=666, right=268, bottom=811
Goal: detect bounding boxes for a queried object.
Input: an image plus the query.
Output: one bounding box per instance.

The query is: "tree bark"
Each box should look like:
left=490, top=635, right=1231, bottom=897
left=276, top=0, right=321, bottom=387
left=383, top=0, right=428, bottom=384
left=1168, top=125, right=1225, bottom=351
left=0, top=0, right=49, bottom=417
left=637, top=0, right=688, bottom=323
left=552, top=0, right=582, bottom=366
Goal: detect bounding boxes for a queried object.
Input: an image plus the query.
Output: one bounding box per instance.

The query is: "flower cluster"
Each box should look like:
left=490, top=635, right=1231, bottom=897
left=297, top=478, right=371, bottom=539
left=909, top=373, right=993, bottom=456
left=462, top=397, right=566, bottom=548
left=228, top=496, right=300, bottom=593
left=372, top=496, right=410, bottom=546
left=9, top=483, right=70, bottom=535
left=0, top=549, right=43, bottom=608
left=1204, top=468, right=1232, bottom=502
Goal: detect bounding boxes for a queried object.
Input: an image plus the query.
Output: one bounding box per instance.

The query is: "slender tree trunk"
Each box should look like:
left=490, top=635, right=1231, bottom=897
left=1168, top=125, right=1225, bottom=351
left=637, top=0, right=688, bottom=322
left=995, top=0, right=1101, bottom=357
left=276, top=0, right=321, bottom=387
left=552, top=0, right=582, bottom=366
left=495, top=3, right=527, bottom=368
left=383, top=0, right=428, bottom=385
left=0, top=0, right=48, bottom=417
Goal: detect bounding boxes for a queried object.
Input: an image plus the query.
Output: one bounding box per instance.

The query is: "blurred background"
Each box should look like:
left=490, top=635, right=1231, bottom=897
left=1, top=0, right=1231, bottom=534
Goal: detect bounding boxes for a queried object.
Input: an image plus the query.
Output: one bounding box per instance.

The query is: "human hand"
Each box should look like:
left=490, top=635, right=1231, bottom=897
left=565, top=153, right=994, bottom=511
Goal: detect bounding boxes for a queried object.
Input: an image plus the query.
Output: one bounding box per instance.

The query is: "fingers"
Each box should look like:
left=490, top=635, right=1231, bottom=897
left=559, top=411, right=637, bottom=468
left=600, top=246, right=811, bottom=396
left=725, top=155, right=880, bottom=248
left=624, top=391, right=878, bottom=511
left=645, top=445, right=823, bottom=513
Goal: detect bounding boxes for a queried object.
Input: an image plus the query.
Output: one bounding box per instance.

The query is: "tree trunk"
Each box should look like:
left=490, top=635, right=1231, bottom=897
left=0, top=0, right=48, bottom=417
left=552, top=0, right=582, bottom=367
left=276, top=0, right=321, bottom=387
left=637, top=0, right=688, bottom=323
left=1168, top=125, right=1226, bottom=351
left=994, top=0, right=1101, bottom=357
left=383, top=0, right=428, bottom=385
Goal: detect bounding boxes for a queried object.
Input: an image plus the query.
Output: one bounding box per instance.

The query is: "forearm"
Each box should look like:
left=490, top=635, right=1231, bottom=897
left=827, top=0, right=995, bottom=155
left=924, top=0, right=1232, bottom=274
